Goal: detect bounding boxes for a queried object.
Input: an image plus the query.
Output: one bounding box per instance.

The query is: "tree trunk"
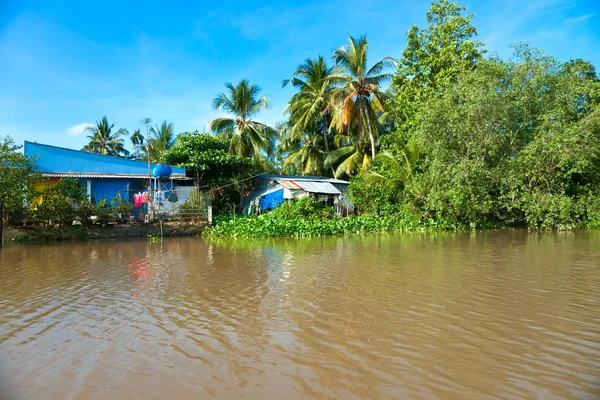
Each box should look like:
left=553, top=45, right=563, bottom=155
left=362, top=101, right=377, bottom=160
left=238, top=180, right=244, bottom=214
left=323, top=125, right=335, bottom=177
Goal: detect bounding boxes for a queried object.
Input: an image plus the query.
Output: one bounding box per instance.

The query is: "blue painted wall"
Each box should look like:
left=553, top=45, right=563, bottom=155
left=24, top=141, right=186, bottom=175
left=93, top=179, right=130, bottom=202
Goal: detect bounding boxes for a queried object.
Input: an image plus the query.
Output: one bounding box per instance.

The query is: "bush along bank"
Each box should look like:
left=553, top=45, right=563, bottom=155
left=202, top=198, right=489, bottom=239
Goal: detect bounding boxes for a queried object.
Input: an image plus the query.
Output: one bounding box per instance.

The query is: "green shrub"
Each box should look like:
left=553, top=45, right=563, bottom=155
left=204, top=198, right=461, bottom=239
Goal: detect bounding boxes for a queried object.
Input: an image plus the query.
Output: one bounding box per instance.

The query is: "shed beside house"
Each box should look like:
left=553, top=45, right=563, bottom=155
left=242, top=174, right=354, bottom=215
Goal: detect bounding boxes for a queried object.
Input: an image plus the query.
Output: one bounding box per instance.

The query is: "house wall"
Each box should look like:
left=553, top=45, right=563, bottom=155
left=92, top=179, right=131, bottom=202
left=24, top=141, right=186, bottom=175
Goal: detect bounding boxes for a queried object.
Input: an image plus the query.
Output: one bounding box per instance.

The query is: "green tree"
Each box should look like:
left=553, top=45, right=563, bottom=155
left=130, top=129, right=145, bottom=160
left=283, top=56, right=340, bottom=175
left=325, top=135, right=371, bottom=178
left=207, top=79, right=276, bottom=165
left=332, top=35, right=397, bottom=160
left=411, top=46, right=600, bottom=227
left=82, top=116, right=130, bottom=157
left=283, top=132, right=328, bottom=176
left=392, top=0, right=484, bottom=137
left=161, top=131, right=253, bottom=213
left=161, top=131, right=252, bottom=185
left=146, top=121, right=176, bottom=162
left=0, top=136, right=39, bottom=244
left=31, top=177, right=88, bottom=226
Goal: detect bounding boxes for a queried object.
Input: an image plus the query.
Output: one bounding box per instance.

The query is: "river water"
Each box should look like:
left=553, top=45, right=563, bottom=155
left=1, top=231, right=599, bottom=399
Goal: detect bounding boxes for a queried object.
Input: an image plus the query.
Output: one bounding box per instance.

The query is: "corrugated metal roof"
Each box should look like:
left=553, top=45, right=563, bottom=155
left=259, top=174, right=349, bottom=185
left=295, top=181, right=341, bottom=195
left=279, top=180, right=303, bottom=189
left=41, top=172, right=192, bottom=180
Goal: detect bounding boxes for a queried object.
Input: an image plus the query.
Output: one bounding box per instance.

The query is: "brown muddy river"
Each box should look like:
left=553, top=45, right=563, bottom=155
left=1, top=231, right=599, bottom=399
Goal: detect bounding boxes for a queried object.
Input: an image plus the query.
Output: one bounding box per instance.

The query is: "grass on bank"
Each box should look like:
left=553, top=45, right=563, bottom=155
left=203, top=198, right=494, bottom=239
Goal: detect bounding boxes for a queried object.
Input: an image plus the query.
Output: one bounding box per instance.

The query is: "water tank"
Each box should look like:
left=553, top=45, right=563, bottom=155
left=152, top=164, right=172, bottom=178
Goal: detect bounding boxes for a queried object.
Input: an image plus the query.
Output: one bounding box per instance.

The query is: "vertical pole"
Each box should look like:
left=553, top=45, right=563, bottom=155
left=146, top=122, right=153, bottom=221
left=207, top=206, right=212, bottom=225
left=86, top=179, right=92, bottom=201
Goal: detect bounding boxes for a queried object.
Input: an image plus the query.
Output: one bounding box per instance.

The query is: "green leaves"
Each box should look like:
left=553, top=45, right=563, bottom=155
left=0, top=136, right=39, bottom=225
left=208, top=79, right=276, bottom=165
left=82, top=116, right=130, bottom=157
left=160, top=131, right=252, bottom=186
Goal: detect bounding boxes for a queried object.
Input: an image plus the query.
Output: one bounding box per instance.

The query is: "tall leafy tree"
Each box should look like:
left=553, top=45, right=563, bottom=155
left=130, top=129, right=145, bottom=160
left=332, top=35, right=397, bottom=160
left=161, top=131, right=253, bottom=213
left=160, top=131, right=252, bottom=185
left=146, top=121, right=175, bottom=162
left=207, top=79, right=276, bottom=164
left=283, top=56, right=340, bottom=175
left=392, top=0, right=485, bottom=135
left=0, top=136, right=39, bottom=245
left=410, top=46, right=600, bottom=226
left=325, top=135, right=371, bottom=178
left=82, top=116, right=129, bottom=157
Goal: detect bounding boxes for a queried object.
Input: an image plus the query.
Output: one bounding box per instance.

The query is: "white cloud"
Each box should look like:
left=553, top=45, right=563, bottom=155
left=566, top=13, right=595, bottom=24
left=67, top=122, right=92, bottom=136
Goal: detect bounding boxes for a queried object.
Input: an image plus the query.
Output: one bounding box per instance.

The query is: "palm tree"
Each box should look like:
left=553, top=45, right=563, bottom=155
left=130, top=129, right=145, bottom=160
left=146, top=121, right=175, bottom=162
left=366, top=139, right=421, bottom=198
left=283, top=56, right=340, bottom=175
left=207, top=79, right=276, bottom=163
left=284, top=133, right=328, bottom=176
left=332, top=35, right=397, bottom=159
left=325, top=135, right=371, bottom=178
left=82, top=116, right=129, bottom=157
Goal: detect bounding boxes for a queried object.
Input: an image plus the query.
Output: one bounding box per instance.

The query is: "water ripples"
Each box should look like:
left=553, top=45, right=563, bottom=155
left=1, top=232, right=600, bottom=399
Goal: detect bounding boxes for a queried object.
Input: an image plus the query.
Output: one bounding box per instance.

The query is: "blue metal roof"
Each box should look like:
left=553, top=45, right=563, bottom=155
left=258, top=173, right=349, bottom=185
left=24, top=141, right=186, bottom=176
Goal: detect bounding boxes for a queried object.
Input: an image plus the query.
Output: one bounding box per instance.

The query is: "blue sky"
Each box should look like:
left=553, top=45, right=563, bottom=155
left=1, top=0, right=598, bottom=151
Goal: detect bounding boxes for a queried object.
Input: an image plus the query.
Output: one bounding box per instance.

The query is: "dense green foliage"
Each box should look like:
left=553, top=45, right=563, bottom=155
left=7, top=0, right=600, bottom=237
left=160, top=131, right=253, bottom=213
left=161, top=131, right=252, bottom=185
left=204, top=197, right=463, bottom=238
left=31, top=177, right=90, bottom=225
left=398, top=48, right=600, bottom=228
left=206, top=0, right=600, bottom=233
left=0, top=136, right=40, bottom=243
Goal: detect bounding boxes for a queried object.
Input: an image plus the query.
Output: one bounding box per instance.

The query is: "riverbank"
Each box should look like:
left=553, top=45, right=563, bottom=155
left=203, top=200, right=468, bottom=239
left=203, top=198, right=600, bottom=239
left=3, top=220, right=208, bottom=243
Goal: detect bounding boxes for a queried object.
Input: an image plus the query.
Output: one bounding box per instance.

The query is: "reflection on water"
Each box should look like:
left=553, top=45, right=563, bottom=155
left=1, top=231, right=600, bottom=399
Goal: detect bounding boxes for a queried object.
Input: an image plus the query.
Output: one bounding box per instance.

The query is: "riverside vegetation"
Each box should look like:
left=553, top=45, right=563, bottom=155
left=206, top=0, right=600, bottom=237
left=2, top=0, right=600, bottom=241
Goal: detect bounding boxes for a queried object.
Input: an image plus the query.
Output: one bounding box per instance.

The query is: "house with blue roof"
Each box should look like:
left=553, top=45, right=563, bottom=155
left=24, top=141, right=194, bottom=219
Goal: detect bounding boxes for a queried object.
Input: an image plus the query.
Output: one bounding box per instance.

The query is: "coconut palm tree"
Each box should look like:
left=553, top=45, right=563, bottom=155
left=283, top=56, right=341, bottom=176
left=146, top=121, right=175, bottom=162
left=332, top=35, right=397, bottom=159
left=130, top=129, right=145, bottom=160
left=366, top=138, right=421, bottom=197
left=82, top=116, right=129, bottom=157
left=207, top=79, right=276, bottom=163
left=283, top=133, right=328, bottom=176
left=325, top=135, right=371, bottom=178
